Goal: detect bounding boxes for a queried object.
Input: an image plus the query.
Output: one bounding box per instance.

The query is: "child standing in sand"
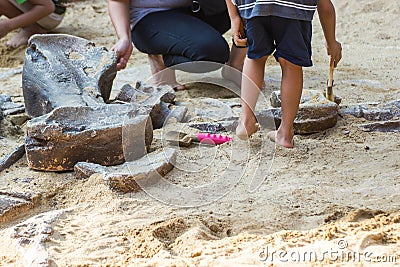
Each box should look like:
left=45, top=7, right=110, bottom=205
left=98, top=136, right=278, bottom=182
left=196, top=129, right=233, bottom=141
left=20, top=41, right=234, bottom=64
left=226, top=0, right=342, bottom=147
left=0, top=0, right=67, bottom=47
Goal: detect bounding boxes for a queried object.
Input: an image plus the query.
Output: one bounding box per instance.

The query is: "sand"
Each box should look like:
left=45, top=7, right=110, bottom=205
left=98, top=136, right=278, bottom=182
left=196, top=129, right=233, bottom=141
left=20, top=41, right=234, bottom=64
left=0, top=0, right=399, bottom=266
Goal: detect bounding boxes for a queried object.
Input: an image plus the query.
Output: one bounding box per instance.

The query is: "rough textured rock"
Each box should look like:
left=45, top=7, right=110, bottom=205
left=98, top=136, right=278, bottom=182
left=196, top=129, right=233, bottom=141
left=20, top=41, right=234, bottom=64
left=359, top=120, right=400, bottom=132
left=0, top=191, right=40, bottom=224
left=270, top=90, right=342, bottom=107
left=0, top=94, right=25, bottom=119
left=340, top=99, right=400, bottom=121
left=12, top=210, right=66, bottom=267
left=25, top=104, right=153, bottom=171
left=193, top=98, right=237, bottom=121
left=22, top=34, right=117, bottom=117
left=265, top=90, right=339, bottom=134
left=74, top=148, right=177, bottom=193
left=115, top=82, right=177, bottom=129
left=189, top=121, right=238, bottom=133
left=0, top=144, right=25, bottom=173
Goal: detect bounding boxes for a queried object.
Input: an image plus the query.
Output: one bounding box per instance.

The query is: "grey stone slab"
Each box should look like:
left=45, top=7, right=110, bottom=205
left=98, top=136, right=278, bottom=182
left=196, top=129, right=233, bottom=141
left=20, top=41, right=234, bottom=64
left=115, top=82, right=176, bottom=129
left=340, top=99, right=400, bottom=121
left=359, top=120, right=400, bottom=132
left=0, top=191, right=40, bottom=224
left=270, top=90, right=342, bottom=107
left=22, top=34, right=117, bottom=117
left=0, top=144, right=25, bottom=173
left=260, top=90, right=339, bottom=134
left=25, top=104, right=153, bottom=171
left=74, top=148, right=177, bottom=193
left=0, top=94, right=25, bottom=120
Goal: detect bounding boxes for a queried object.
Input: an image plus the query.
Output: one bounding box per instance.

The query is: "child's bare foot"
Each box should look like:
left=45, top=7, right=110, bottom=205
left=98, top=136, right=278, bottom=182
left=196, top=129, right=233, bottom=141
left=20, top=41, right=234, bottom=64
left=147, top=54, right=186, bottom=91
left=236, top=116, right=259, bottom=140
left=267, top=130, right=294, bottom=148
left=5, top=25, right=47, bottom=48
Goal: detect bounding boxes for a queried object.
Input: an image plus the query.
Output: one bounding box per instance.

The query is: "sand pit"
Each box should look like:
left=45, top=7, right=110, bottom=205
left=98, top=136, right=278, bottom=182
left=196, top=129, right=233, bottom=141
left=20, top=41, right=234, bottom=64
left=0, top=0, right=399, bottom=266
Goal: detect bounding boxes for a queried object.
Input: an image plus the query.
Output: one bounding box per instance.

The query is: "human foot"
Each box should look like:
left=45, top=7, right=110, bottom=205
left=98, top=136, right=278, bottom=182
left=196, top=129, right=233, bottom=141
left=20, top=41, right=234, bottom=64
left=236, top=117, right=259, bottom=140
left=147, top=54, right=186, bottom=91
left=267, top=130, right=294, bottom=148
left=5, top=25, right=46, bottom=48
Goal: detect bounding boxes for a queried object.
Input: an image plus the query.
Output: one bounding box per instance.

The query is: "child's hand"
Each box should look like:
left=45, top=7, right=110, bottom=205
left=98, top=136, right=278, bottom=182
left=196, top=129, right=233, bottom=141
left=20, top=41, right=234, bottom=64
left=231, top=16, right=247, bottom=47
left=326, top=40, right=342, bottom=67
left=111, top=38, right=133, bottom=71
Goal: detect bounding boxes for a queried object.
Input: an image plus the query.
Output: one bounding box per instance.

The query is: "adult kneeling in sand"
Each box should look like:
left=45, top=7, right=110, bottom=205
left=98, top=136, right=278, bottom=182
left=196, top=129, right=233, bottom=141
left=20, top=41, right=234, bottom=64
left=0, top=0, right=66, bottom=47
left=108, top=0, right=246, bottom=90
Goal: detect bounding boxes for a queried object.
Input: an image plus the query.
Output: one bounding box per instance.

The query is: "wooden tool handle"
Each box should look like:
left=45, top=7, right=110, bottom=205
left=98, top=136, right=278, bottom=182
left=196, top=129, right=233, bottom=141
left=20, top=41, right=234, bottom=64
left=326, top=57, right=335, bottom=101
left=328, top=57, right=335, bottom=87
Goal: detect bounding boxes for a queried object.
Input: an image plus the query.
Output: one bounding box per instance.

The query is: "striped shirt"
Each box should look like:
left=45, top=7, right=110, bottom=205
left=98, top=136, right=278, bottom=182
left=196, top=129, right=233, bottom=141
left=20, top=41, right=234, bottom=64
left=233, top=0, right=318, bottom=21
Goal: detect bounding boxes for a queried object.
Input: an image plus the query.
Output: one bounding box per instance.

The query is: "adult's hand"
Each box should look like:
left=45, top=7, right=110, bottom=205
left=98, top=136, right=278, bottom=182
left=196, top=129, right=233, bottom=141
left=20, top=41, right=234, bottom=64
left=111, top=38, right=133, bottom=71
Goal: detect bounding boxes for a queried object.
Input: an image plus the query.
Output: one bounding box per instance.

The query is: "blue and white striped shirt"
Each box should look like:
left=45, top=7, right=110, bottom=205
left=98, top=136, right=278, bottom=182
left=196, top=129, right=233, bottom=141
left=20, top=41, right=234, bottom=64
left=233, top=0, right=318, bottom=21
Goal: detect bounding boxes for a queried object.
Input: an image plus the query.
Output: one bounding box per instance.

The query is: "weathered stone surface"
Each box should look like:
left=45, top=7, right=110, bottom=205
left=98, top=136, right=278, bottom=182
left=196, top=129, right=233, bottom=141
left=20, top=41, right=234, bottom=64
left=74, top=148, right=177, bottom=193
left=340, top=99, right=400, bottom=121
left=270, top=90, right=342, bottom=107
left=115, top=82, right=176, bottom=129
left=0, top=144, right=25, bottom=173
left=25, top=104, right=153, bottom=171
left=359, top=120, right=400, bottom=132
left=12, top=209, right=66, bottom=267
left=189, top=121, right=238, bottom=133
left=193, top=98, right=237, bottom=121
left=22, top=34, right=117, bottom=117
left=0, top=94, right=25, bottom=120
left=0, top=191, right=40, bottom=224
left=261, top=90, right=339, bottom=134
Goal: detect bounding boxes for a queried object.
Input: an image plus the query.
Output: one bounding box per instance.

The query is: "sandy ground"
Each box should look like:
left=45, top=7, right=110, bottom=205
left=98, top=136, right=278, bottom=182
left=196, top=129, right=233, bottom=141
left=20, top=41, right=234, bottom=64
left=0, top=0, right=399, bottom=266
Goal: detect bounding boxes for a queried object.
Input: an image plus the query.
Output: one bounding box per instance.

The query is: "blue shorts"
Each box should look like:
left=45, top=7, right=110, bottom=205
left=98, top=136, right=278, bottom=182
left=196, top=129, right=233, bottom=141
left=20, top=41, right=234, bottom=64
left=245, top=16, right=313, bottom=67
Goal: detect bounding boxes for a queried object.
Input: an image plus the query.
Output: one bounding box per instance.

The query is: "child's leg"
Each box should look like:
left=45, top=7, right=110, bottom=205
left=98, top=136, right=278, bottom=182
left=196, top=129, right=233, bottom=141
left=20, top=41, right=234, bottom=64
left=0, top=0, right=47, bottom=47
left=271, top=57, right=303, bottom=148
left=0, top=0, right=21, bottom=17
left=236, top=55, right=268, bottom=139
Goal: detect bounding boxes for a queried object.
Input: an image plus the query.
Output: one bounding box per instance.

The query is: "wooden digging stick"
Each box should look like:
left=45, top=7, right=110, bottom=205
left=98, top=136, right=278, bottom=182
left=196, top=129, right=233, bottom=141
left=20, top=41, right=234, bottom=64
left=326, top=57, right=335, bottom=101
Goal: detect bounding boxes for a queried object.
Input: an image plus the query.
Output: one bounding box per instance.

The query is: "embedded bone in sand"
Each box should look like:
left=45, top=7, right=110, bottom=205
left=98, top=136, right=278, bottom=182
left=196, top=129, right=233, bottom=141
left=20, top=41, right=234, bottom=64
left=74, top=148, right=177, bottom=193
left=22, top=34, right=117, bottom=117
left=25, top=104, right=153, bottom=171
left=265, top=90, right=339, bottom=134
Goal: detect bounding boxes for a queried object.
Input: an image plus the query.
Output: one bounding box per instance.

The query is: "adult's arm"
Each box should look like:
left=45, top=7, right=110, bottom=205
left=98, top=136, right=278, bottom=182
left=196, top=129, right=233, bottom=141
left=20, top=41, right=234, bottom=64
left=107, top=0, right=133, bottom=70
left=317, top=0, right=342, bottom=67
left=0, top=0, right=55, bottom=38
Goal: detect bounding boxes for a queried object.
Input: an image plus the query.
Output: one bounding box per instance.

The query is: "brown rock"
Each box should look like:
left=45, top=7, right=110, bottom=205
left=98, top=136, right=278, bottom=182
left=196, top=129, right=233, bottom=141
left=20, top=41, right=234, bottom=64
left=25, top=104, right=153, bottom=171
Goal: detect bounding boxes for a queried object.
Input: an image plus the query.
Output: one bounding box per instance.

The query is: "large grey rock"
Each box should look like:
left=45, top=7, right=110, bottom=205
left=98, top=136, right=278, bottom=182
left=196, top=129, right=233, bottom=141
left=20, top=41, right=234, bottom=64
left=259, top=90, right=339, bottom=134
left=22, top=34, right=117, bottom=117
left=74, top=148, right=177, bottom=193
left=25, top=104, right=153, bottom=171
left=340, top=99, right=400, bottom=121
left=0, top=191, right=40, bottom=224
left=115, top=82, right=177, bottom=129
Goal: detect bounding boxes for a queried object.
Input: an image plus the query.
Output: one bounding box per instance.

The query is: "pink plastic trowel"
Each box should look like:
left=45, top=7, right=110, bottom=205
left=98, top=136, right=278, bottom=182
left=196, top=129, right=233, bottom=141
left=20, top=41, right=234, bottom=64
left=164, top=131, right=233, bottom=147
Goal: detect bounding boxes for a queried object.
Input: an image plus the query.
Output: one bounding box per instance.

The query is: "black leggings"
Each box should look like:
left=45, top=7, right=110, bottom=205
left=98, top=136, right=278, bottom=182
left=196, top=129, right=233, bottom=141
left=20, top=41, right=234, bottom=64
left=131, top=8, right=230, bottom=72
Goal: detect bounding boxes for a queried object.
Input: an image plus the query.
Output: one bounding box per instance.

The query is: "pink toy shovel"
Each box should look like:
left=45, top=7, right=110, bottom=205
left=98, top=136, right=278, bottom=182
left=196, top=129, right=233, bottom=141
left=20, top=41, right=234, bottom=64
left=164, top=131, right=233, bottom=147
